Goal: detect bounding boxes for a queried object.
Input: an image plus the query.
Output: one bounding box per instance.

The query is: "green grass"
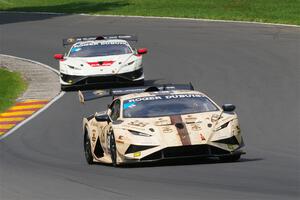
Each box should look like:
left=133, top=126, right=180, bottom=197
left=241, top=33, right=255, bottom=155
left=0, top=0, right=299, bottom=25
left=0, top=68, right=27, bottom=112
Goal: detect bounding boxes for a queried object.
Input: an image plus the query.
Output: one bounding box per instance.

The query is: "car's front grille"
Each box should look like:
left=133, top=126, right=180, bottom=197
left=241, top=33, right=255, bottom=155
left=163, top=145, right=209, bottom=158
left=65, top=68, right=143, bottom=85
left=141, top=151, right=162, bottom=161
left=141, top=145, right=230, bottom=161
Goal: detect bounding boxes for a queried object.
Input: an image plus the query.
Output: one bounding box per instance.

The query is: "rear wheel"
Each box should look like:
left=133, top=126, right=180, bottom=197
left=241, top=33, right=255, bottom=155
left=84, top=132, right=94, bottom=164
left=109, top=133, right=117, bottom=167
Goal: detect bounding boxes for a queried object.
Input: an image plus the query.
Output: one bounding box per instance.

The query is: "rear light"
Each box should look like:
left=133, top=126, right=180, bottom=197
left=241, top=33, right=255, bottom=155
left=54, top=54, right=64, bottom=61
left=137, top=48, right=148, bottom=54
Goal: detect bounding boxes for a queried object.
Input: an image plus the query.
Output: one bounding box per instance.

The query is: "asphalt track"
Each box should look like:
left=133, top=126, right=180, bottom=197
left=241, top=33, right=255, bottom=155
left=0, top=13, right=299, bottom=200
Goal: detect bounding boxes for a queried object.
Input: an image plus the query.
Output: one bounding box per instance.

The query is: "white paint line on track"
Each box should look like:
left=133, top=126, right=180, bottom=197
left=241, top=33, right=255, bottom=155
left=0, top=11, right=299, bottom=28
left=0, top=54, right=65, bottom=140
left=1, top=54, right=60, bottom=74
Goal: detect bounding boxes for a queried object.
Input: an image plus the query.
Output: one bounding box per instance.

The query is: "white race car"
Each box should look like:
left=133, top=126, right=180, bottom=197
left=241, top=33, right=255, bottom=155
left=54, top=35, right=147, bottom=90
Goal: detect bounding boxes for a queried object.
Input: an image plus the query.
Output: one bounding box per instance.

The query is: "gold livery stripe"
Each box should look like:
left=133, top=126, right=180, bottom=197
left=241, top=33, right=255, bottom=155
left=170, top=115, right=191, bottom=146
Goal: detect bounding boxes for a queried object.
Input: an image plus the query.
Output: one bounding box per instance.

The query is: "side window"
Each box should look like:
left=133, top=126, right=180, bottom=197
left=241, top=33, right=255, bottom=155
left=109, top=99, right=121, bottom=121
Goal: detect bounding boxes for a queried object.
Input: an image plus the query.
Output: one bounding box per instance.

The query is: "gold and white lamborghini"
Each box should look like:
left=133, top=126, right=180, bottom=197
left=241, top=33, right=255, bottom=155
left=79, top=84, right=245, bottom=166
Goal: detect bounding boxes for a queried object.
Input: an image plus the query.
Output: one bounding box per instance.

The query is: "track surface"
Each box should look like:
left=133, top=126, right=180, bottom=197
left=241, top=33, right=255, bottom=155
left=0, top=13, right=299, bottom=200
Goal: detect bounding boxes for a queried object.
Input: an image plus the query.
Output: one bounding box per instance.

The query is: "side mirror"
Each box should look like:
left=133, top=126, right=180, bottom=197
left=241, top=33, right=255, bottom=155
left=54, top=54, right=64, bottom=60
left=137, top=48, right=148, bottom=55
left=222, top=104, right=236, bottom=112
left=95, top=114, right=110, bottom=122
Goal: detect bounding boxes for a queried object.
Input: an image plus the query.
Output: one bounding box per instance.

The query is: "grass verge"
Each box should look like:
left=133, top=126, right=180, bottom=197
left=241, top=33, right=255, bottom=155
left=0, top=0, right=299, bottom=25
left=0, top=68, right=27, bottom=112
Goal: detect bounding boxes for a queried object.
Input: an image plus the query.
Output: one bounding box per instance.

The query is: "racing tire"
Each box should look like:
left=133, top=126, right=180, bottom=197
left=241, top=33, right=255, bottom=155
left=219, top=154, right=241, bottom=162
left=84, top=132, right=94, bottom=165
left=133, top=79, right=144, bottom=86
left=109, top=133, right=118, bottom=167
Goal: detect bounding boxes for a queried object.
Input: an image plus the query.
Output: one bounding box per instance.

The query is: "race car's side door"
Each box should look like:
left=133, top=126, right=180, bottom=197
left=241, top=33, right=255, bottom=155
left=102, top=99, right=121, bottom=154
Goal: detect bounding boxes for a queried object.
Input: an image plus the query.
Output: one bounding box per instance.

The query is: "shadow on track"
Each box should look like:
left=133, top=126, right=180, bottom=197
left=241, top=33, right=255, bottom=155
left=0, top=12, right=65, bottom=25
left=62, top=79, right=162, bottom=92
left=119, top=157, right=264, bottom=168
left=92, top=157, right=263, bottom=169
left=0, top=1, right=129, bottom=25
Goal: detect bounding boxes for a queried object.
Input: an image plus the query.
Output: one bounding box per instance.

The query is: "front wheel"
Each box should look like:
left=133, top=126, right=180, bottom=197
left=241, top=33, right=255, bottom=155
left=109, top=133, right=118, bottom=167
left=84, top=132, right=94, bottom=164
left=132, top=79, right=144, bottom=86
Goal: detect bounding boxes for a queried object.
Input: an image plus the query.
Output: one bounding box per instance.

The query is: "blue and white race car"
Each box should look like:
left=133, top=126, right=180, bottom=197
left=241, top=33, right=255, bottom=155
left=54, top=35, right=147, bottom=90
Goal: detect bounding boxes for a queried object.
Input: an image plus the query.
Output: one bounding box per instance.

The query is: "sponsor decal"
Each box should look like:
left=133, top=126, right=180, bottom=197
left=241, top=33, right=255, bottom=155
left=128, top=96, right=162, bottom=103
left=162, top=126, right=173, bottom=133
left=92, top=132, right=96, bottom=142
left=200, top=133, right=206, bottom=141
left=74, top=40, right=128, bottom=48
left=128, top=120, right=148, bottom=127
left=211, top=114, right=220, bottom=122
left=128, top=94, right=204, bottom=103
left=191, top=124, right=201, bottom=131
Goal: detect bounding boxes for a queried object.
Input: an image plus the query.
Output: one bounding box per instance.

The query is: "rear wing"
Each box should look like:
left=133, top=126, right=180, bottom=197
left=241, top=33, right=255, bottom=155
left=63, top=34, right=138, bottom=46
left=78, top=83, right=194, bottom=103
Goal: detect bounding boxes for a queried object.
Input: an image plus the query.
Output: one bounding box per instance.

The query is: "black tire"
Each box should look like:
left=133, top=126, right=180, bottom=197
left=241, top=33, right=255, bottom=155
left=84, top=132, right=94, bottom=165
left=220, top=154, right=241, bottom=162
left=109, top=133, right=117, bottom=167
left=133, top=79, right=144, bottom=86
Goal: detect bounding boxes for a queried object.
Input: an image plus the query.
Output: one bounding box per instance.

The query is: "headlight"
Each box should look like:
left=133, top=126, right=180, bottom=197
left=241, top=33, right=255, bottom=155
left=215, top=121, right=229, bottom=131
left=129, top=130, right=151, bottom=137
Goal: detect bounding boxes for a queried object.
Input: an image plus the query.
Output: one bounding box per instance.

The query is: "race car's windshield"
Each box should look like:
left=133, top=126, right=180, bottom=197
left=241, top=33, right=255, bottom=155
left=123, top=94, right=219, bottom=118
left=69, top=41, right=132, bottom=57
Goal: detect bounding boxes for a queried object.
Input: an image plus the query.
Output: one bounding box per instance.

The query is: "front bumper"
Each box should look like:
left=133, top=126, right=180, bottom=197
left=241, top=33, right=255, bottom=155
left=60, top=68, right=144, bottom=86
left=123, top=144, right=245, bottom=163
